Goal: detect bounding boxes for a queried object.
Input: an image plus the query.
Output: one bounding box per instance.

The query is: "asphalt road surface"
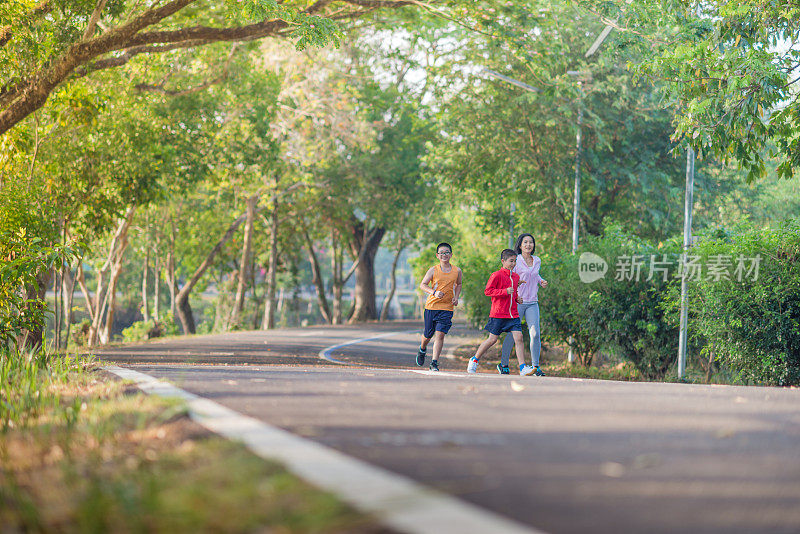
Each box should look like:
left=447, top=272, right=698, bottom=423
left=97, top=321, right=800, bottom=534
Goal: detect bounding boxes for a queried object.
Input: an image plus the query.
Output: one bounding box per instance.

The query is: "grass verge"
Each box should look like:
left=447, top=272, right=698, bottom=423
left=1, top=349, right=388, bottom=533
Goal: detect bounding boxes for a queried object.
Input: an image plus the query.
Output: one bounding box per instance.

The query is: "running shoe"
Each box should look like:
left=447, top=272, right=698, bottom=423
left=533, top=366, right=546, bottom=376
left=429, top=360, right=439, bottom=372
left=496, top=363, right=510, bottom=375
left=467, top=357, right=479, bottom=374
left=519, top=364, right=536, bottom=376
left=416, top=347, right=426, bottom=366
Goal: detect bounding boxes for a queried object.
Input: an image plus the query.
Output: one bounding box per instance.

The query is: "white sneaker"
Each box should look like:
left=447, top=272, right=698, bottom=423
left=467, top=358, right=479, bottom=373
left=519, top=364, right=535, bottom=376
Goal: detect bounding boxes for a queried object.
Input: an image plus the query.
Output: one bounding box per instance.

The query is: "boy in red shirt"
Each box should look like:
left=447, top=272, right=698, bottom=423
left=467, top=249, right=536, bottom=376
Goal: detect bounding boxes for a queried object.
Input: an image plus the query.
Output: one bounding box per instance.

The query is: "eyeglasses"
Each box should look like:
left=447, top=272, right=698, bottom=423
left=437, top=251, right=452, bottom=256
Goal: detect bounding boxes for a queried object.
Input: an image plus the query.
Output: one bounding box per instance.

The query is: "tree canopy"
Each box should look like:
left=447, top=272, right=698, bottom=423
left=0, top=0, right=417, bottom=135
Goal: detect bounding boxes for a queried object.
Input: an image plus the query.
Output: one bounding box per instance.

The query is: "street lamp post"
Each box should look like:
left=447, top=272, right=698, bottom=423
left=570, top=78, right=585, bottom=255
left=677, top=147, right=695, bottom=378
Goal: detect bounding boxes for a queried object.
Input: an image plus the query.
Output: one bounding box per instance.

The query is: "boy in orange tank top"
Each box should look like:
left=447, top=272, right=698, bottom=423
left=416, top=242, right=462, bottom=372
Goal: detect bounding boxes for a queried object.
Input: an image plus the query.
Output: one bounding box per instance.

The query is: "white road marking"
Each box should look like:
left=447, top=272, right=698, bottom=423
left=105, top=365, right=544, bottom=534
left=318, top=329, right=417, bottom=364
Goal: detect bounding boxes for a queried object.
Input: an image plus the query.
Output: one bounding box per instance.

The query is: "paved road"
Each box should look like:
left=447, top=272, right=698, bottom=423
left=97, top=322, right=800, bottom=534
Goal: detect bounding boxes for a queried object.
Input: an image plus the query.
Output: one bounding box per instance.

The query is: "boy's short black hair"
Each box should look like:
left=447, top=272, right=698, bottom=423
left=500, top=248, right=516, bottom=262
left=436, top=242, right=452, bottom=253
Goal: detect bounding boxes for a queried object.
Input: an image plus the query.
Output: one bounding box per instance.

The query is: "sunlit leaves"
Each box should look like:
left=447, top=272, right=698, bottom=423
left=627, top=0, right=800, bottom=180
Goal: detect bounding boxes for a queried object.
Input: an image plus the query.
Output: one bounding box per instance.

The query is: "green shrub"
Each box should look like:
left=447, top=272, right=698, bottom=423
left=70, top=319, right=92, bottom=347
left=121, top=314, right=180, bottom=343
left=542, top=224, right=681, bottom=378
left=680, top=220, right=800, bottom=386
left=0, top=230, right=77, bottom=349
left=457, top=251, right=498, bottom=328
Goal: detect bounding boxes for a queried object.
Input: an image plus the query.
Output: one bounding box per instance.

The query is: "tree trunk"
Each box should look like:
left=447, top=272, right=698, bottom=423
left=176, top=296, right=195, bottom=334
left=329, top=227, right=362, bottom=325
left=331, top=229, right=344, bottom=325
left=230, top=194, right=258, bottom=329
left=20, top=270, right=52, bottom=350
left=142, top=246, right=150, bottom=322
left=347, top=220, right=386, bottom=323
left=62, top=265, right=77, bottom=350
left=86, top=206, right=136, bottom=346
left=380, top=242, right=404, bottom=321
left=101, top=247, right=128, bottom=344
left=302, top=226, right=332, bottom=324
left=168, top=217, right=177, bottom=317
left=53, top=268, right=60, bottom=349
left=250, top=254, right=261, bottom=330
left=174, top=209, right=249, bottom=335
left=261, top=205, right=279, bottom=330
left=153, top=245, right=160, bottom=321
left=213, top=268, right=227, bottom=333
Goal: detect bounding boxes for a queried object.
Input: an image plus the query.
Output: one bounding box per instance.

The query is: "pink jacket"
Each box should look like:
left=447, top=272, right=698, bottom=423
left=514, top=254, right=546, bottom=303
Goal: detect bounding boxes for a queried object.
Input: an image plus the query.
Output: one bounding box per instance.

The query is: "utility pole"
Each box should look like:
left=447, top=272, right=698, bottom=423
left=510, top=200, right=516, bottom=249
left=571, top=80, right=585, bottom=255
left=677, top=148, right=695, bottom=379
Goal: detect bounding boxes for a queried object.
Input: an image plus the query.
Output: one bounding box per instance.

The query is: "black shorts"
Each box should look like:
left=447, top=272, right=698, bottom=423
left=484, top=317, right=522, bottom=336
left=423, top=309, right=453, bottom=338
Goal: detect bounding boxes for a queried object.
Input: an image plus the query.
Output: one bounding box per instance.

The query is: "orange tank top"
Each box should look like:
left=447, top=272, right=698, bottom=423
left=425, top=264, right=459, bottom=311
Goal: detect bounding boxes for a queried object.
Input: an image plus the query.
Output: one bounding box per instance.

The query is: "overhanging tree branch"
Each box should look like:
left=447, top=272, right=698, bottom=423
left=83, top=0, right=109, bottom=40
left=0, top=0, right=420, bottom=136
left=0, top=0, right=196, bottom=135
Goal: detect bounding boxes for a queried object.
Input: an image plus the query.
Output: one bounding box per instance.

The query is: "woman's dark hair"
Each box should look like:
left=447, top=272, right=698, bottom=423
left=514, top=233, right=536, bottom=255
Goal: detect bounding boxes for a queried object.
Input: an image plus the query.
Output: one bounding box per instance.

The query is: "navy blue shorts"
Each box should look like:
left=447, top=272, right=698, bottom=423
left=484, top=317, right=522, bottom=336
left=423, top=309, right=453, bottom=338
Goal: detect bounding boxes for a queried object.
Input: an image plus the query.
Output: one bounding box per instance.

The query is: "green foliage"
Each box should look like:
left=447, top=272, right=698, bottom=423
left=225, top=0, right=343, bottom=49
left=676, top=220, right=800, bottom=385
left=456, top=251, right=499, bottom=328
left=542, top=225, right=681, bottom=377
left=424, top=0, right=725, bottom=248
left=0, top=180, right=78, bottom=348
left=625, top=0, right=800, bottom=180
left=70, top=319, right=91, bottom=347
left=121, top=314, right=180, bottom=343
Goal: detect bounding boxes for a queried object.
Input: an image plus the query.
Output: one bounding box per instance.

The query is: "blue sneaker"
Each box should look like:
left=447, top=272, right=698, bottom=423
left=496, top=363, right=510, bottom=375
left=533, top=366, right=546, bottom=376
left=429, top=360, right=439, bottom=372
left=416, top=347, right=426, bottom=366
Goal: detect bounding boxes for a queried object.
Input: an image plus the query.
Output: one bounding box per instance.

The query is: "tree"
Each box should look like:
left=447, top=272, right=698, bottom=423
left=420, top=0, right=708, bottom=248
left=0, top=0, right=422, bottom=136
left=585, top=0, right=800, bottom=180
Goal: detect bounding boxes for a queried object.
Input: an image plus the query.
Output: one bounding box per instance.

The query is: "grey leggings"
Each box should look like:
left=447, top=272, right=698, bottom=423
left=501, top=302, right=541, bottom=367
